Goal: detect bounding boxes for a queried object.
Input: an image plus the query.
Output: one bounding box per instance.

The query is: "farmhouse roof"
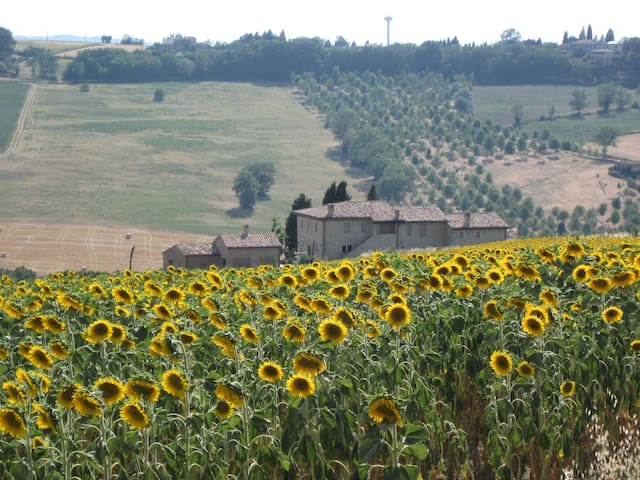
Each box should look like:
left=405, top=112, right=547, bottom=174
left=166, top=243, right=214, bottom=255
left=294, top=201, right=447, bottom=222
left=446, top=212, right=510, bottom=229
left=216, top=232, right=281, bottom=249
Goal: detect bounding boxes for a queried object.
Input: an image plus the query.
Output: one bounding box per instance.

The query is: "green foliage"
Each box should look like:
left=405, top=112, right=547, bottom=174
left=593, top=126, right=619, bottom=157
left=570, top=88, right=588, bottom=115
left=153, top=88, right=165, bottom=102
left=285, top=194, right=312, bottom=258
left=232, top=168, right=258, bottom=209
left=322, top=181, right=351, bottom=205
left=0, top=266, right=36, bottom=281
left=246, top=162, right=276, bottom=198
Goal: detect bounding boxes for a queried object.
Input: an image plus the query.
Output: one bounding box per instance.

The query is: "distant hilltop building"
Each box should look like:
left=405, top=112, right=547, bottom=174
left=293, top=200, right=509, bottom=261
left=162, top=225, right=281, bottom=269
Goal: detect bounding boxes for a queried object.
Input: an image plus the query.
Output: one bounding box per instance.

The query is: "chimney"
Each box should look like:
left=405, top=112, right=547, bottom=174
left=242, top=224, right=249, bottom=238
left=327, top=204, right=335, bottom=217
left=463, top=212, right=471, bottom=228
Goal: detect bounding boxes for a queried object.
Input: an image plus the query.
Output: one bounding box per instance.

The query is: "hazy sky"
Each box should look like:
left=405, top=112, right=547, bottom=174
left=3, top=0, right=636, bottom=46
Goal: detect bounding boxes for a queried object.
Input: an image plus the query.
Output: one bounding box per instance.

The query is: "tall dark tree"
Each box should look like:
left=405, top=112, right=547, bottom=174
left=285, top=194, right=312, bottom=257
left=586, top=25, right=593, bottom=41
left=605, top=29, right=615, bottom=42
left=322, top=182, right=337, bottom=205
left=562, top=31, right=569, bottom=45
left=335, top=180, right=351, bottom=202
left=232, top=169, right=258, bottom=209
left=367, top=184, right=379, bottom=200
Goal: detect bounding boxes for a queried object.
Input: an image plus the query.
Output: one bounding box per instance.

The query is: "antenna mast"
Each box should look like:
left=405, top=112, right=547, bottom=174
left=384, top=16, right=392, bottom=46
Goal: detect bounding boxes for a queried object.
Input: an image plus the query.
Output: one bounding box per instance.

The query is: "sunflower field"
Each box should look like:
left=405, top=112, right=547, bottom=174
left=2, top=236, right=640, bottom=479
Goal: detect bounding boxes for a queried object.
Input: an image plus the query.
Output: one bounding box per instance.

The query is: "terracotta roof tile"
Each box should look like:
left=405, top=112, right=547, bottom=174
left=295, top=201, right=447, bottom=222
left=217, top=232, right=281, bottom=248
left=172, top=243, right=214, bottom=255
left=446, top=212, right=510, bottom=229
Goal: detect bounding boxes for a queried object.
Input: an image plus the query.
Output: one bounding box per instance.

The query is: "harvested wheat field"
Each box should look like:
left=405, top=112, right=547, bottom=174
left=0, top=222, right=211, bottom=275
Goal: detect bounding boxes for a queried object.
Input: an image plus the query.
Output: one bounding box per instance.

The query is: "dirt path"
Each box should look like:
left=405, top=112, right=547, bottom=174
left=1, top=83, right=38, bottom=157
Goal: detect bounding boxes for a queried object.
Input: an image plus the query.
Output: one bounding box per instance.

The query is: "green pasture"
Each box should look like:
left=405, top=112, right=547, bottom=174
left=0, top=81, right=356, bottom=234
left=0, top=81, right=29, bottom=149
left=14, top=40, right=93, bottom=54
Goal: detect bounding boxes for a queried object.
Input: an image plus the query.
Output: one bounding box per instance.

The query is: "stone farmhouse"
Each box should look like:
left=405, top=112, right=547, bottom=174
left=294, top=200, right=509, bottom=260
left=162, top=226, right=281, bottom=269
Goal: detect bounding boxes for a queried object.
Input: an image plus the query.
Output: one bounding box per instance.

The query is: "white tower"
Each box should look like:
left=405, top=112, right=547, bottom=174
left=384, top=16, right=392, bottom=46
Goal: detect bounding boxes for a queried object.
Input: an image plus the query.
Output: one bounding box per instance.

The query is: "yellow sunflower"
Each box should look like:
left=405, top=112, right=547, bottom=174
left=0, top=346, right=9, bottom=361
left=180, top=331, right=198, bottom=345
left=262, top=303, right=284, bottom=320
left=286, top=374, right=315, bottom=398
left=588, top=277, right=612, bottom=294
left=611, top=270, right=636, bottom=288
left=43, top=316, right=65, bottom=334
left=318, top=319, right=348, bottom=345
left=73, top=391, right=103, bottom=417
left=572, top=265, right=592, bottom=283
left=333, top=307, right=357, bottom=328
left=385, top=303, right=411, bottom=330
left=560, top=380, right=576, bottom=397
left=364, top=320, right=381, bottom=338
left=490, top=351, right=513, bottom=376
left=483, top=300, right=503, bottom=321
left=239, top=324, right=260, bottom=343
left=455, top=284, right=474, bottom=297
left=602, top=306, right=623, bottom=324
left=258, top=361, right=284, bottom=382
left=84, top=319, right=113, bottom=344
left=26, top=346, right=53, bottom=370
left=144, top=281, right=163, bottom=297
left=188, top=281, right=208, bottom=296
left=283, top=323, right=306, bottom=343
left=32, top=402, right=56, bottom=432
left=522, top=316, right=545, bottom=336
left=125, top=379, right=160, bottom=403
left=0, top=408, right=27, bottom=438
left=278, top=274, right=298, bottom=289
left=336, top=262, right=356, bottom=282
left=213, top=399, right=234, bottom=419
left=329, top=284, right=350, bottom=300
left=539, top=290, right=558, bottom=309
left=368, top=397, right=402, bottom=424
left=310, top=297, right=332, bottom=315
left=24, top=315, right=46, bottom=333
left=2, top=381, right=26, bottom=405
left=161, top=369, right=188, bottom=400
left=631, top=340, right=640, bottom=353
left=120, top=402, right=149, bottom=430
left=301, top=266, right=321, bottom=282
left=215, top=384, right=244, bottom=408
left=153, top=303, right=173, bottom=320
left=517, top=361, right=535, bottom=378
left=294, top=294, right=313, bottom=312
left=112, top=286, right=135, bottom=305
left=57, top=383, right=81, bottom=409
left=292, top=352, right=326, bottom=376
left=95, top=378, right=126, bottom=405
left=163, top=287, right=185, bottom=305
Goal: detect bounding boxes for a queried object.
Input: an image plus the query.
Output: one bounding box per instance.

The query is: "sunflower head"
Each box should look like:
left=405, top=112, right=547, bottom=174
left=215, top=383, right=244, bottom=408
left=293, top=352, right=326, bottom=376
left=490, top=351, right=513, bottom=376
left=560, top=380, right=576, bottom=397
left=283, top=323, right=306, bottom=343
left=120, top=402, right=149, bottom=430
left=239, top=324, right=260, bottom=343
left=162, top=369, right=188, bottom=400
left=286, top=374, right=315, bottom=398
left=318, top=319, right=348, bottom=345
left=522, top=316, right=545, bottom=336
left=0, top=407, right=27, bottom=438
left=517, top=361, right=535, bottom=378
left=213, top=399, right=234, bottom=419
left=602, top=306, right=623, bottom=324
left=95, top=378, right=126, bottom=405
left=125, top=379, right=160, bottom=403
left=84, top=320, right=113, bottom=344
left=368, top=396, right=402, bottom=425
left=385, top=303, right=411, bottom=330
left=258, top=361, right=284, bottom=382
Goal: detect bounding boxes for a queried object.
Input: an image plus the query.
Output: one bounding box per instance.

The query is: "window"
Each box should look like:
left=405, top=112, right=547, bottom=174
left=344, top=222, right=351, bottom=233
left=341, top=245, right=353, bottom=253
left=475, top=231, right=481, bottom=238
left=419, top=224, right=427, bottom=237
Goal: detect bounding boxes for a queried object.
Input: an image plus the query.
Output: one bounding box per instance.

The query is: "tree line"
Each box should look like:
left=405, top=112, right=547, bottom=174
left=48, top=32, right=640, bottom=89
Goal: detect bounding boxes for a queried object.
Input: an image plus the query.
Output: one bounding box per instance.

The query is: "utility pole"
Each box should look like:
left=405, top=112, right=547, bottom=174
left=384, top=16, right=392, bottom=46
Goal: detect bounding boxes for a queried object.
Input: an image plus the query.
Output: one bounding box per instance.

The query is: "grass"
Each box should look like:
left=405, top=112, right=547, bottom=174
left=0, top=81, right=29, bottom=149
left=0, top=81, right=357, bottom=234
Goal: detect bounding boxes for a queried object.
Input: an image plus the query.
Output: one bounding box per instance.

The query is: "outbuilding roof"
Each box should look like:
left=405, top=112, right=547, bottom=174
left=165, top=243, right=214, bottom=255
left=215, top=232, right=281, bottom=249
left=446, top=212, right=510, bottom=229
